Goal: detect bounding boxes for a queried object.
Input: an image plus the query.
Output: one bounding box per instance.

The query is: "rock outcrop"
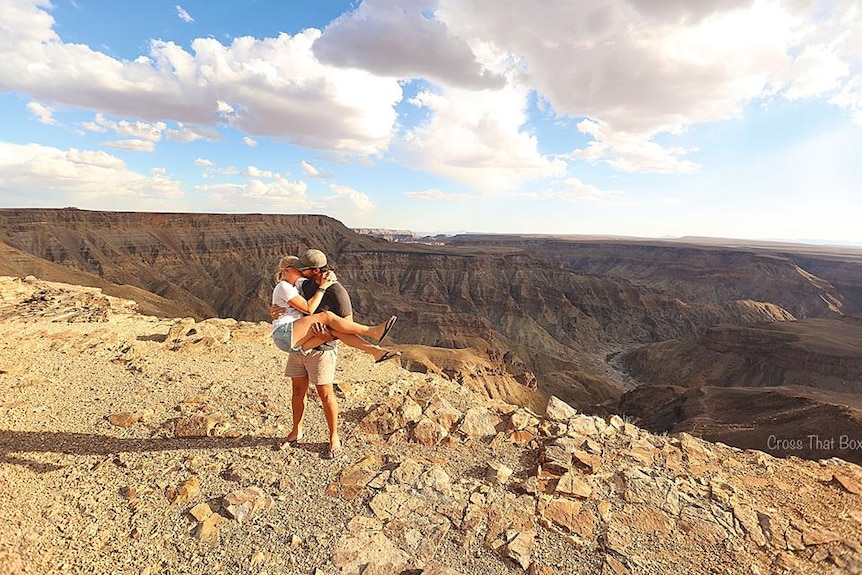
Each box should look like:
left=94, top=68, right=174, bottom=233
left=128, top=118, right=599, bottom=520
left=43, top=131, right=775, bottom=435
left=2, top=276, right=862, bottom=574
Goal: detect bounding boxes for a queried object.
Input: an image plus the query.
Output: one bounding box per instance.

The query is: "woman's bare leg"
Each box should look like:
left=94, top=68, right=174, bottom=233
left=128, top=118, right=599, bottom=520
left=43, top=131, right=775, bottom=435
left=326, top=331, right=390, bottom=359
left=287, top=377, right=309, bottom=442
left=294, top=329, right=394, bottom=361
left=290, top=311, right=391, bottom=350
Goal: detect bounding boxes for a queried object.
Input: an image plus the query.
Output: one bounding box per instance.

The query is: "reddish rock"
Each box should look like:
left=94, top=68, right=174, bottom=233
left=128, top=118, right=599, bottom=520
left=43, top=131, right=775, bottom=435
left=509, top=429, right=538, bottom=445
left=502, top=529, right=534, bottom=570
left=603, top=554, right=632, bottom=575
left=165, top=476, right=201, bottom=505
left=555, top=472, right=592, bottom=499
left=195, top=512, right=228, bottom=546
left=356, top=395, right=423, bottom=436
left=339, top=454, right=383, bottom=500
left=459, top=407, right=501, bottom=438
left=107, top=412, right=139, bottom=427
left=412, top=417, right=447, bottom=446
left=833, top=471, right=862, bottom=495
left=331, top=516, right=410, bottom=575
left=173, top=412, right=224, bottom=437
left=188, top=502, right=213, bottom=522
left=424, top=397, right=463, bottom=432
left=539, top=497, right=597, bottom=539
left=223, top=486, right=272, bottom=523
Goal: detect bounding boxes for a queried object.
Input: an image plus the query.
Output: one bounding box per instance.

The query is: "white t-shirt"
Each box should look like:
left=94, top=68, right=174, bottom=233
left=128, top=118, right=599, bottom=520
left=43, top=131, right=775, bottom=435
left=271, top=280, right=305, bottom=330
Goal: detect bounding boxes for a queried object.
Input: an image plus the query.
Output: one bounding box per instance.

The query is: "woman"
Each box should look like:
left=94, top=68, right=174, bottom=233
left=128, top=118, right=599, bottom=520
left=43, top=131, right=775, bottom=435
left=271, top=255, right=400, bottom=363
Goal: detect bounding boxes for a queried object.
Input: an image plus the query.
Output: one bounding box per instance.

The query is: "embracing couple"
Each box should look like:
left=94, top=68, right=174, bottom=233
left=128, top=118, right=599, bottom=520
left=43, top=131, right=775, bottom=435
left=269, top=249, right=400, bottom=459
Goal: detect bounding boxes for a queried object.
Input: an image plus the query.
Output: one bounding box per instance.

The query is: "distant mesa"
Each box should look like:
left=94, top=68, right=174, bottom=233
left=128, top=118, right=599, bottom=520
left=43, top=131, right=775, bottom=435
left=353, top=228, right=447, bottom=245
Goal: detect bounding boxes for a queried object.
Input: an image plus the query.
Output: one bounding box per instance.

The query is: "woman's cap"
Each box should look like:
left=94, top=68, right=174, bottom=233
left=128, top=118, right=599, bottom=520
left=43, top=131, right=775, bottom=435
left=279, top=255, right=301, bottom=270
left=298, top=249, right=327, bottom=269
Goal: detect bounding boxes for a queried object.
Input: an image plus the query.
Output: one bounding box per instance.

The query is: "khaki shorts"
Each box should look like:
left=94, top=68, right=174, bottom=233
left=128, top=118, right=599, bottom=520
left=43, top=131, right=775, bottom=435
left=284, top=347, right=338, bottom=386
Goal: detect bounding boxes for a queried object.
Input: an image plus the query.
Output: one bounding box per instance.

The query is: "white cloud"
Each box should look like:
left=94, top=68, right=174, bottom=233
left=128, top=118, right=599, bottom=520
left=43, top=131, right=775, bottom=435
left=301, top=160, right=321, bottom=177
left=401, top=85, right=566, bottom=191
left=243, top=166, right=278, bottom=178
left=197, top=177, right=312, bottom=212
left=79, top=119, right=107, bottom=133
left=0, top=142, right=183, bottom=204
left=65, top=148, right=125, bottom=170
left=245, top=178, right=307, bottom=198
left=185, top=31, right=402, bottom=154
left=102, top=139, right=156, bottom=152
left=327, top=184, right=374, bottom=212
left=4, top=0, right=861, bottom=196
left=0, top=0, right=57, bottom=45
left=832, top=75, right=862, bottom=124
left=115, top=120, right=165, bottom=142
left=214, top=166, right=239, bottom=176
left=572, top=119, right=698, bottom=174
left=301, top=160, right=333, bottom=179
left=783, top=44, right=850, bottom=100
left=166, top=123, right=220, bottom=142
left=176, top=5, right=194, bottom=24
left=80, top=114, right=216, bottom=144
left=80, top=113, right=167, bottom=144
left=194, top=158, right=214, bottom=167
left=0, top=2, right=402, bottom=156
left=217, top=100, right=235, bottom=116
left=548, top=177, right=626, bottom=203
left=314, top=0, right=504, bottom=89
left=404, top=188, right=472, bottom=201
left=26, top=101, right=57, bottom=124
left=436, top=0, right=862, bottom=157
left=243, top=136, right=258, bottom=147
left=437, top=1, right=786, bottom=133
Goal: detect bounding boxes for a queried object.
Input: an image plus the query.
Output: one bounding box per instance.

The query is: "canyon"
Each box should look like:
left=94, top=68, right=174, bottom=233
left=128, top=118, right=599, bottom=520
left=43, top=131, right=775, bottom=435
left=2, top=208, right=862, bottom=462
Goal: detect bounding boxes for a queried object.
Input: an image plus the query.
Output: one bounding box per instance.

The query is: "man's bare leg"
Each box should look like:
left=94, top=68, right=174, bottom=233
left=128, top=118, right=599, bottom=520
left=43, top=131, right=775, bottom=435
left=316, top=384, right=341, bottom=457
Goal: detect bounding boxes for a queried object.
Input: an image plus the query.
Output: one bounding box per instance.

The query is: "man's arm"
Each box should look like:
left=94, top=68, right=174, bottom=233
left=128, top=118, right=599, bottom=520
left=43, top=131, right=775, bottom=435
left=269, top=280, right=350, bottom=321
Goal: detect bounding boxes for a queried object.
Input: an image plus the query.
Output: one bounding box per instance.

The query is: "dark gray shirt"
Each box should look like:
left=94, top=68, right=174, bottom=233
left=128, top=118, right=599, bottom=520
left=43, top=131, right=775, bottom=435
left=300, top=280, right=352, bottom=350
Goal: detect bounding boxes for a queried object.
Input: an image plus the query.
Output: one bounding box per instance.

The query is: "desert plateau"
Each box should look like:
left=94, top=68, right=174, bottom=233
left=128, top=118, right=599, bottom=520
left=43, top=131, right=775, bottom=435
left=3, top=209, right=862, bottom=574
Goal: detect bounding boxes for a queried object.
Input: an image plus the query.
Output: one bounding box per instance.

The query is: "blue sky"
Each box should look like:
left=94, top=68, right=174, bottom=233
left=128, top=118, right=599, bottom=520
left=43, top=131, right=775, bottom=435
left=1, top=0, right=861, bottom=243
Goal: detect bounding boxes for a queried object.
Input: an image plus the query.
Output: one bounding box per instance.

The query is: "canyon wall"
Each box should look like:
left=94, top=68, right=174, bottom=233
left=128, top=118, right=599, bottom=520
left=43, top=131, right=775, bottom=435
left=3, top=208, right=861, bottom=412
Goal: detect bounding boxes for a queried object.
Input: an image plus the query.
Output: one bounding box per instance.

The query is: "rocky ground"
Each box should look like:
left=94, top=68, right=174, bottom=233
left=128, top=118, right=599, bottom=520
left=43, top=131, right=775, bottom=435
left=2, top=276, right=862, bottom=575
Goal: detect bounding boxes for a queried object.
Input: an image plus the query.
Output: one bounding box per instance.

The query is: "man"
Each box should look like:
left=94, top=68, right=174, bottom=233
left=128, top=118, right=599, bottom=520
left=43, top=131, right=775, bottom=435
left=273, top=249, right=351, bottom=460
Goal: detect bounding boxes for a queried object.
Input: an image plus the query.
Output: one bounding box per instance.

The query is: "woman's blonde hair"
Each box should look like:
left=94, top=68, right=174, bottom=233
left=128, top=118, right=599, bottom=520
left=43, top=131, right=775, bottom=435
left=275, top=255, right=300, bottom=283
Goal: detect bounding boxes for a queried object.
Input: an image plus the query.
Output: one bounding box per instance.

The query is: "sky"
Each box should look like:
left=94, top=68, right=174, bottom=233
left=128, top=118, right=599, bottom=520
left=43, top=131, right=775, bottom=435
left=0, top=0, right=861, bottom=243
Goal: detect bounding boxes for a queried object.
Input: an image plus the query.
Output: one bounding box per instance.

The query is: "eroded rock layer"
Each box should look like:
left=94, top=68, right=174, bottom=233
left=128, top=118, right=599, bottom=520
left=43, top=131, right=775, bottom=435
left=4, top=209, right=846, bottom=409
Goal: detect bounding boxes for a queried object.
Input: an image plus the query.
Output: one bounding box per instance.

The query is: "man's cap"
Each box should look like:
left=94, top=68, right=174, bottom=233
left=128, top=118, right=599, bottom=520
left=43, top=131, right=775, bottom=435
left=298, top=249, right=328, bottom=269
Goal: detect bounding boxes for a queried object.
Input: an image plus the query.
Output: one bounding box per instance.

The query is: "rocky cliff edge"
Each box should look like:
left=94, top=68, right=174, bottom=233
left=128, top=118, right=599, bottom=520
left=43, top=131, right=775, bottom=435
left=1, top=276, right=862, bottom=575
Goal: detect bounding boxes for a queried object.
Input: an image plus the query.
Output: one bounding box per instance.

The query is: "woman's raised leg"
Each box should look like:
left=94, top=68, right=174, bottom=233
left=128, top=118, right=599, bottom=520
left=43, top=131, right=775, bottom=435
left=290, top=311, right=394, bottom=348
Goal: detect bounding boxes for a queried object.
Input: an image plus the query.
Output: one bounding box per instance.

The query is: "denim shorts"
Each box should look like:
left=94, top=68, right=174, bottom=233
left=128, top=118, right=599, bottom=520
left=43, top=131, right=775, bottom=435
left=272, top=322, right=302, bottom=353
